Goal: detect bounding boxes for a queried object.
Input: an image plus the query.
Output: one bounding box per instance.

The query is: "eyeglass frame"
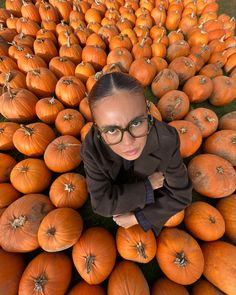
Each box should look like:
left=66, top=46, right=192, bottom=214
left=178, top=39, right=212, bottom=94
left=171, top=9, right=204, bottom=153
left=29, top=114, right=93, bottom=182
left=94, top=114, right=154, bottom=145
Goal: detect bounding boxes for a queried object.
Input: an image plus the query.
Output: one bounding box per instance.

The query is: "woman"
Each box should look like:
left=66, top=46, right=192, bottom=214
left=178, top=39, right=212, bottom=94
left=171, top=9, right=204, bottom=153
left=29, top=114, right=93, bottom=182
left=80, top=72, right=192, bottom=236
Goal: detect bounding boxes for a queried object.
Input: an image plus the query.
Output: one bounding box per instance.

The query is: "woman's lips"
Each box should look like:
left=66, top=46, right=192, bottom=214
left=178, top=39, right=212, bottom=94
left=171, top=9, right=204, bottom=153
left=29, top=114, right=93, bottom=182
left=123, top=148, right=138, bottom=156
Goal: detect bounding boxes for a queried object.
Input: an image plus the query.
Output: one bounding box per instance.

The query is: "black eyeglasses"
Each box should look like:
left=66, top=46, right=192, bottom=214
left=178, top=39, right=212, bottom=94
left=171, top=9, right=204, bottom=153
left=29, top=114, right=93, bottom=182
left=95, top=115, right=154, bottom=145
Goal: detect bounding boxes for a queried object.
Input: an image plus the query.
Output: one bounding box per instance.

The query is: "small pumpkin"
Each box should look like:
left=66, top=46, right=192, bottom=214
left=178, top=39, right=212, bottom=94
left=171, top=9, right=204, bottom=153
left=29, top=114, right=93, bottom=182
left=0, top=182, right=21, bottom=208
left=184, top=107, right=218, bottom=138
left=184, top=201, right=225, bottom=241
left=38, top=207, right=83, bottom=252
left=68, top=281, right=106, bottom=295
left=44, top=135, right=81, bottom=173
left=10, top=158, right=52, bottom=194
left=219, top=111, right=236, bottom=131
left=49, top=173, right=88, bottom=209
left=164, top=209, right=185, bottom=227
left=192, top=279, right=225, bottom=295
left=49, top=56, right=76, bottom=79
left=55, top=108, right=85, bottom=137
left=72, top=227, right=117, bottom=285
left=116, top=224, right=157, bottom=263
left=0, top=122, right=20, bottom=150
left=151, top=277, right=190, bottom=295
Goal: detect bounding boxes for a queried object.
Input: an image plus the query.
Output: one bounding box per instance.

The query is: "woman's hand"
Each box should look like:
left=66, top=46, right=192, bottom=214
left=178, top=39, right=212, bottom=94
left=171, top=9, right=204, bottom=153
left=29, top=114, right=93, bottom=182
left=148, top=171, right=165, bottom=190
left=113, top=213, right=138, bottom=228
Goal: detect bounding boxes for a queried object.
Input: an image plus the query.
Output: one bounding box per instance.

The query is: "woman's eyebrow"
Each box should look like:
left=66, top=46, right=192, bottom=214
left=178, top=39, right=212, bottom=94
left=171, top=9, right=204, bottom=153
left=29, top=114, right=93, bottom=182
left=100, top=113, right=146, bottom=130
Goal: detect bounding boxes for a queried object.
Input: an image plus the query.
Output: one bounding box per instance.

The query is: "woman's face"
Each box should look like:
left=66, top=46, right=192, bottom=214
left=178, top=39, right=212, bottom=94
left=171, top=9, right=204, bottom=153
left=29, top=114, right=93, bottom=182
left=93, top=90, right=148, bottom=160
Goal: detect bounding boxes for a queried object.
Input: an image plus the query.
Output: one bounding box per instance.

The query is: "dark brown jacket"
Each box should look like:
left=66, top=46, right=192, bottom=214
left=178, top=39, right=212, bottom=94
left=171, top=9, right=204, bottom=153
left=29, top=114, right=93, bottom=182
left=80, top=119, right=192, bottom=235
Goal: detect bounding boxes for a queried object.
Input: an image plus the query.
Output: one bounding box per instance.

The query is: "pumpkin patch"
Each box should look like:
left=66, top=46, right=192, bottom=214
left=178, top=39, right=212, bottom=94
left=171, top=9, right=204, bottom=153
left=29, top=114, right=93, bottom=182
left=0, top=0, right=235, bottom=293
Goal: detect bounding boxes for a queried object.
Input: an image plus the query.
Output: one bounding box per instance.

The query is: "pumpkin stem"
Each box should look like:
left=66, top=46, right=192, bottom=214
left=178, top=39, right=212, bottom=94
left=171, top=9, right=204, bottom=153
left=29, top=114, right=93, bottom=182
left=63, top=114, right=73, bottom=120
left=174, top=251, right=188, bottom=267
left=205, top=116, right=216, bottom=122
left=4, top=71, right=13, bottom=83
left=7, top=85, right=15, bottom=99
left=64, top=183, right=75, bottom=192
left=0, top=128, right=4, bottom=134
left=46, top=227, right=56, bottom=236
left=85, top=255, right=95, bottom=274
left=179, top=127, right=187, bottom=134
left=67, top=35, right=71, bottom=47
left=48, top=97, right=56, bottom=105
left=34, top=274, right=48, bottom=292
left=57, top=143, right=81, bottom=150
left=62, top=79, right=73, bottom=85
left=232, top=138, right=236, bottom=144
left=11, top=215, right=27, bottom=229
left=20, top=124, right=34, bottom=136
left=216, top=166, right=224, bottom=174
left=209, top=216, right=216, bottom=224
left=136, top=241, right=147, bottom=259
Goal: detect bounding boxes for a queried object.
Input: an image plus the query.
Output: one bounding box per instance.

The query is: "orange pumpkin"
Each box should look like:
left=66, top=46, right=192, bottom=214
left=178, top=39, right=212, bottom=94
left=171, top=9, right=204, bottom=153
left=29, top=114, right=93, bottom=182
left=13, top=122, right=56, bottom=157
left=10, top=158, right=52, bottom=194
left=203, top=130, right=236, bottom=166
left=157, top=90, right=190, bottom=122
left=59, top=36, right=82, bottom=65
left=168, top=56, right=196, bottom=85
left=0, top=122, right=20, bottom=150
left=17, top=53, right=47, bottom=74
left=49, top=56, right=76, bottom=79
left=35, top=96, right=65, bottom=124
left=201, top=241, right=236, bottom=294
left=82, top=45, right=107, bottom=71
left=75, top=61, right=96, bottom=83
left=209, top=75, right=236, bottom=106
left=0, top=194, right=54, bottom=252
left=156, top=228, right=204, bottom=285
left=116, top=224, right=157, bottom=263
left=0, top=183, right=21, bottom=208
left=18, top=252, right=72, bottom=295
left=166, top=40, right=190, bottom=63
left=164, top=209, right=185, bottom=227
left=0, top=88, right=38, bottom=122
left=44, top=135, right=81, bottom=173
left=49, top=173, right=88, bottom=209
left=55, top=108, right=85, bottom=136
left=38, top=207, right=83, bottom=252
left=183, top=75, right=213, bottom=103
left=219, top=111, right=236, bottom=131
left=187, top=153, right=236, bottom=198
left=216, top=194, right=236, bottom=244
left=184, top=201, right=225, bottom=241
left=0, top=153, right=16, bottom=183
left=80, top=121, right=93, bottom=142
left=68, top=281, right=106, bottom=295
left=0, top=248, right=25, bottom=295
left=72, top=227, right=117, bottom=284
left=151, top=69, right=179, bottom=98
left=184, top=107, right=218, bottom=138
left=199, top=63, right=223, bottom=79
left=107, top=260, right=150, bottom=295
left=55, top=75, right=86, bottom=107
left=33, top=38, right=58, bottom=63
left=151, top=277, right=190, bottom=295
left=107, top=47, right=133, bottom=73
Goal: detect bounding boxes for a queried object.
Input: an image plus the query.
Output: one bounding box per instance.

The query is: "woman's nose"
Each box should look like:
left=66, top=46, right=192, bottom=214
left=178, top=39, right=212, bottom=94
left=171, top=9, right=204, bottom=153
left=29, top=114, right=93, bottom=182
left=121, top=130, right=135, bottom=145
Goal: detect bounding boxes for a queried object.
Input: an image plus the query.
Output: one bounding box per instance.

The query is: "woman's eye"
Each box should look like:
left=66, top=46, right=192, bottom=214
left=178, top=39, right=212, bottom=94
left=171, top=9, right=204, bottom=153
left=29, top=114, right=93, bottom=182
left=131, top=120, right=142, bottom=127
left=105, top=128, right=119, bottom=135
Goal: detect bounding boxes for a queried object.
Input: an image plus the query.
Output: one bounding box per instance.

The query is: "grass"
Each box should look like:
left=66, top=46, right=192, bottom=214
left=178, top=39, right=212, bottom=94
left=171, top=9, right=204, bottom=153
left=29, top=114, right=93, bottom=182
left=0, top=0, right=236, bottom=291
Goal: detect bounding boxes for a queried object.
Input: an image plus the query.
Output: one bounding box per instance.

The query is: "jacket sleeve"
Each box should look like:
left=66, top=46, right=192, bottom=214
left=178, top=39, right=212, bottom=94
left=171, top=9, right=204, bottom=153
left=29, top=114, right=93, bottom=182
left=134, top=129, right=192, bottom=235
left=81, top=151, right=154, bottom=217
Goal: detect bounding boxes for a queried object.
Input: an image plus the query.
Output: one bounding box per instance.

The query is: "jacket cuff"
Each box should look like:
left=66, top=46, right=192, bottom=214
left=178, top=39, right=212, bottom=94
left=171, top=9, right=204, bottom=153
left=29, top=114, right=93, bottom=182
left=135, top=210, right=152, bottom=232
left=144, top=178, right=155, bottom=205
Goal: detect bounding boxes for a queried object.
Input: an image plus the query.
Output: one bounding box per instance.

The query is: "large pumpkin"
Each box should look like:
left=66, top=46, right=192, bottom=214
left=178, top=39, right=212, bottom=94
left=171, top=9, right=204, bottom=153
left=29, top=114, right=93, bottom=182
left=10, top=158, right=52, bottom=194
left=72, top=227, right=117, bottom=285
left=0, top=248, right=25, bottom=295
left=216, top=194, right=236, bottom=244
left=38, top=207, right=83, bottom=252
left=116, top=224, right=156, bottom=263
left=0, top=194, right=54, bottom=252
left=18, top=252, right=72, bottom=295
left=201, top=241, right=236, bottom=294
left=107, top=260, right=150, bottom=295
left=49, top=172, right=88, bottom=209
left=187, top=153, right=236, bottom=198
left=156, top=228, right=204, bottom=285
left=192, top=279, right=226, bottom=295
left=184, top=201, right=225, bottom=241
left=44, top=135, right=81, bottom=173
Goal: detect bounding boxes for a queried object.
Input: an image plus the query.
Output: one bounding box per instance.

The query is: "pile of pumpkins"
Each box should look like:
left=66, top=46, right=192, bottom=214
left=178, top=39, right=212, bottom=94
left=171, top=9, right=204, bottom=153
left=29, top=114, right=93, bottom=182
left=0, top=0, right=235, bottom=293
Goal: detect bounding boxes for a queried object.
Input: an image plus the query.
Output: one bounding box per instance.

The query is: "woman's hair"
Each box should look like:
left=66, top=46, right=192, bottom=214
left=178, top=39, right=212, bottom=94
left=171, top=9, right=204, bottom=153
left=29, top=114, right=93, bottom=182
left=88, top=72, right=145, bottom=115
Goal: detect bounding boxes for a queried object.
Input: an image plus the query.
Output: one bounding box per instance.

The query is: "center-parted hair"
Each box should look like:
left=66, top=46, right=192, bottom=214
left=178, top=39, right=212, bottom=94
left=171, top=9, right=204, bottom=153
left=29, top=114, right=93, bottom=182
left=88, top=72, right=145, bottom=115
